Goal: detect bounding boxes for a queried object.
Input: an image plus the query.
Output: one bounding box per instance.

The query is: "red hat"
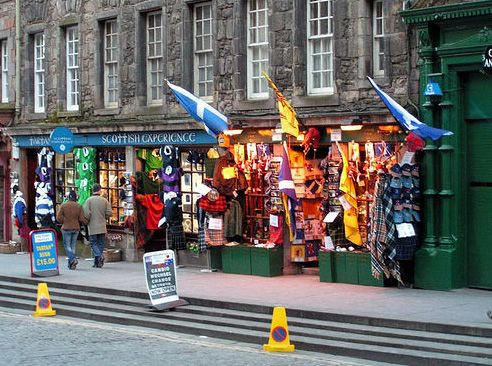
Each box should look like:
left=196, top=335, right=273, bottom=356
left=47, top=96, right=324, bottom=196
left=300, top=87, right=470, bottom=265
left=406, top=132, right=425, bottom=152
left=303, top=128, right=321, bottom=152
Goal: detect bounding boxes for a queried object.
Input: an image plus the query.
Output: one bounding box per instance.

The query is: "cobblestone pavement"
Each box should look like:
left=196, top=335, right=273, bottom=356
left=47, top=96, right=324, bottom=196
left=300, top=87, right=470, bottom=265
left=0, top=308, right=383, bottom=366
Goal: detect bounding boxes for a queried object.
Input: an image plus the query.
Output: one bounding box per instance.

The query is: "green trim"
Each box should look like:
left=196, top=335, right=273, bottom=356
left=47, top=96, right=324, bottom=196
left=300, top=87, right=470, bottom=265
left=401, top=0, right=492, bottom=25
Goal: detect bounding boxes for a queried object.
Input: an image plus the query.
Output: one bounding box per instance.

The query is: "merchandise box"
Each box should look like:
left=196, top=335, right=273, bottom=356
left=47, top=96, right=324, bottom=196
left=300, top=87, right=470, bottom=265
left=357, top=252, right=384, bottom=287
left=251, top=246, right=283, bottom=277
left=319, top=250, right=334, bottom=282
left=221, top=245, right=252, bottom=275
left=209, top=246, right=223, bottom=270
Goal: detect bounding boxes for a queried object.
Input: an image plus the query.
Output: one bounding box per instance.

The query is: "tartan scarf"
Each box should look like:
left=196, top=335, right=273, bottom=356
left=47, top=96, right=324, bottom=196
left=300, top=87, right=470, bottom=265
left=369, top=174, right=402, bottom=284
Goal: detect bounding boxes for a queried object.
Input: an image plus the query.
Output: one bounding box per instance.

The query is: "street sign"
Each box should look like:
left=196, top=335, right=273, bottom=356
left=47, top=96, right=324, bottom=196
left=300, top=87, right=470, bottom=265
left=50, top=127, right=74, bottom=154
left=271, top=326, right=288, bottom=342
left=29, top=229, right=59, bottom=277
left=482, top=45, right=492, bottom=74
left=143, top=250, right=180, bottom=310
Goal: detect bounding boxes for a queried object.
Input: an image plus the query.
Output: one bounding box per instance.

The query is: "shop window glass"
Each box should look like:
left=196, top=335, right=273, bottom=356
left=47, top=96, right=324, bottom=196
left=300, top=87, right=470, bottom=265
left=98, top=148, right=126, bottom=226
left=180, top=150, right=205, bottom=234
left=307, top=0, right=334, bottom=95
left=55, top=153, right=76, bottom=213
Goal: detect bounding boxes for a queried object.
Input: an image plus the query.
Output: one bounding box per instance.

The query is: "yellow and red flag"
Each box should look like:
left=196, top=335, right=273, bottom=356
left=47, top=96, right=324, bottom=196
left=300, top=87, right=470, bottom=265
left=262, top=72, right=299, bottom=138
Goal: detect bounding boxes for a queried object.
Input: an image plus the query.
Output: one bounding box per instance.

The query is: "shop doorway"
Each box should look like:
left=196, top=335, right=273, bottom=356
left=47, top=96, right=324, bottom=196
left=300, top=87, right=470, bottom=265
left=463, top=71, right=492, bottom=289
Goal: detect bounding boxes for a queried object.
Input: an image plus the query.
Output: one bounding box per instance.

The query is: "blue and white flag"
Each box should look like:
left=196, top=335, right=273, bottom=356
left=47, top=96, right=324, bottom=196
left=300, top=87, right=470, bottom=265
left=166, top=81, right=228, bottom=138
left=367, top=77, right=453, bottom=140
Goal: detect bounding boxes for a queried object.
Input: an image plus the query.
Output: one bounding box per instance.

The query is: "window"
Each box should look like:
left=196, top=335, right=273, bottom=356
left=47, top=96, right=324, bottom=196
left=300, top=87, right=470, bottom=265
left=104, top=20, right=119, bottom=108
left=1, top=40, right=8, bottom=103
left=66, top=26, right=79, bottom=111
left=247, top=0, right=269, bottom=99
left=194, top=2, right=213, bottom=100
left=307, top=0, right=334, bottom=95
left=373, top=0, right=384, bottom=76
left=34, top=33, right=45, bottom=113
left=147, top=12, right=163, bottom=105
left=180, top=150, right=205, bottom=234
left=55, top=153, right=76, bottom=214
left=98, top=148, right=126, bottom=226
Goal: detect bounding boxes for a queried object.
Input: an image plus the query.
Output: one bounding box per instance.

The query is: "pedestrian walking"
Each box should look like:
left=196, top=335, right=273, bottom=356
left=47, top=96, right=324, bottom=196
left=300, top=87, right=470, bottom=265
left=83, top=183, right=112, bottom=268
left=56, top=190, right=87, bottom=270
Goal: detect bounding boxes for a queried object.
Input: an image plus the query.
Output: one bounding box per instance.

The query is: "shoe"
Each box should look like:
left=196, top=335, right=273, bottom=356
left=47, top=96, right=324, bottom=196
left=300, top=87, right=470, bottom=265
left=93, top=257, right=99, bottom=268
left=72, top=259, right=78, bottom=270
left=487, top=310, right=492, bottom=320
left=96, top=256, right=105, bottom=268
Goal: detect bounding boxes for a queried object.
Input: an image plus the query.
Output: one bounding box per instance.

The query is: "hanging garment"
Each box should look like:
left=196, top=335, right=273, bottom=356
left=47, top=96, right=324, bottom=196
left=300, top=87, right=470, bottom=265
left=198, top=195, right=227, bottom=213
left=269, top=214, right=284, bottom=244
left=368, top=174, right=402, bottom=283
left=35, top=194, right=55, bottom=228
left=223, top=200, right=242, bottom=238
left=136, top=194, right=164, bottom=230
left=196, top=198, right=207, bottom=253
left=160, top=145, right=179, bottom=170
left=13, top=192, right=26, bottom=226
left=138, top=148, right=163, bottom=172
left=159, top=168, right=182, bottom=193
left=204, top=213, right=225, bottom=246
left=167, top=223, right=186, bottom=250
left=336, top=142, right=362, bottom=245
left=213, top=151, right=237, bottom=197
left=136, top=171, right=161, bottom=195
left=164, top=196, right=184, bottom=225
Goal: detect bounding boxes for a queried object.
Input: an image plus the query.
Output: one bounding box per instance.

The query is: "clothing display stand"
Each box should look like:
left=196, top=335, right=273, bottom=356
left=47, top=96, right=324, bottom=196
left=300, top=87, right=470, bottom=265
left=200, top=249, right=217, bottom=272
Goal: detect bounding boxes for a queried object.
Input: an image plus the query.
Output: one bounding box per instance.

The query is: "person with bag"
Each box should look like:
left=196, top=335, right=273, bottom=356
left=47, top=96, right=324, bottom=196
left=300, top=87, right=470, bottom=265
left=56, top=190, right=87, bottom=270
left=83, top=183, right=112, bottom=268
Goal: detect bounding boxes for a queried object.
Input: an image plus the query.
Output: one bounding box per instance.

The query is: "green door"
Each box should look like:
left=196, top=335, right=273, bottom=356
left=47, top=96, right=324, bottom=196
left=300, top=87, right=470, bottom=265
left=463, top=72, right=492, bottom=289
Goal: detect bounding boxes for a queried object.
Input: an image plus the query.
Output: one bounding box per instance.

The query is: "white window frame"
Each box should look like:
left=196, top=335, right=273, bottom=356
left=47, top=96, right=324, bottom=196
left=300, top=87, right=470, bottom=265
left=1, top=40, right=8, bottom=103
left=194, top=2, right=213, bottom=101
left=66, top=26, right=79, bottom=111
left=247, top=0, right=269, bottom=100
left=307, top=0, right=334, bottom=95
left=104, top=19, right=119, bottom=108
left=34, top=33, right=45, bottom=113
left=373, top=0, right=385, bottom=77
left=146, top=11, right=163, bottom=105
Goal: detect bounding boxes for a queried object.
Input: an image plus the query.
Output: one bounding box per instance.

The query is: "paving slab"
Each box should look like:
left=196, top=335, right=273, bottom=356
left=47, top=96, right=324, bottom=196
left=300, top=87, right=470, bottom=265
left=1, top=253, right=492, bottom=328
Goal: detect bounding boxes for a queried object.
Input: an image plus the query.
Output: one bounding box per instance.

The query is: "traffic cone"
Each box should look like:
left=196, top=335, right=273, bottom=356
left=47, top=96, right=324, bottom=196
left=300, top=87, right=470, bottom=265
left=263, top=306, right=295, bottom=352
left=33, top=282, right=56, bottom=317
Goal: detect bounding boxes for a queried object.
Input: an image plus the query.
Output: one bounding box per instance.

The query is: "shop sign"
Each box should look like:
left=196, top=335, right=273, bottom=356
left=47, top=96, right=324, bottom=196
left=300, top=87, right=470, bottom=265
left=50, top=127, right=74, bottom=154
left=143, top=250, right=179, bottom=308
left=331, top=129, right=342, bottom=142
left=482, top=45, right=492, bottom=74
left=29, top=229, right=59, bottom=277
left=13, top=130, right=216, bottom=148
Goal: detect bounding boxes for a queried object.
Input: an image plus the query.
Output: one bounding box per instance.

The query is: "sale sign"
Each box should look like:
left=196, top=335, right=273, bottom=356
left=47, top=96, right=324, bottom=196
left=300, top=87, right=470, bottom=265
left=30, top=229, right=59, bottom=277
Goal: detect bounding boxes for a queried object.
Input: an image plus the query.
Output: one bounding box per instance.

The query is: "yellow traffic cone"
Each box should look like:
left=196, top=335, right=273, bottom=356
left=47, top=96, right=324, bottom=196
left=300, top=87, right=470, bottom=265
left=33, top=283, right=56, bottom=317
left=263, top=306, right=295, bottom=352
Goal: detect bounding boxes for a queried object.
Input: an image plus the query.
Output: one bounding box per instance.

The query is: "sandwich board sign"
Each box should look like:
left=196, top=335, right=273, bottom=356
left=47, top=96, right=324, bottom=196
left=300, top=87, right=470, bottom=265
left=143, top=250, right=186, bottom=311
left=29, top=229, right=59, bottom=277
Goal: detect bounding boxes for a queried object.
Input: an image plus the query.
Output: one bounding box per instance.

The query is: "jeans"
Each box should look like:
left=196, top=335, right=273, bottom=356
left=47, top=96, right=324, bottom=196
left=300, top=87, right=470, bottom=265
left=62, top=230, right=79, bottom=265
left=89, top=234, right=106, bottom=260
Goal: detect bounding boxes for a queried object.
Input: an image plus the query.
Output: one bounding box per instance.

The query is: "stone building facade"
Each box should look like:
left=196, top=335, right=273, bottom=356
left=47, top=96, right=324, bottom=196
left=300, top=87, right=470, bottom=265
left=6, top=0, right=418, bottom=259
left=0, top=0, right=15, bottom=243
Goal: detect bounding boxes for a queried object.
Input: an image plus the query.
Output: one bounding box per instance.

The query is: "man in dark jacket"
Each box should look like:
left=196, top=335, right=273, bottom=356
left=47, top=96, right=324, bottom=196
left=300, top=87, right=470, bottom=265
left=56, top=190, right=87, bottom=269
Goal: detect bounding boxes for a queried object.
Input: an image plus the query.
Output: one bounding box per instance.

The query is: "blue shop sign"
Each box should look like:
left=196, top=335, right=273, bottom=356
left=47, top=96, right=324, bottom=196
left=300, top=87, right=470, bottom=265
left=29, top=229, right=59, bottom=277
left=14, top=130, right=216, bottom=148
left=50, top=127, right=74, bottom=154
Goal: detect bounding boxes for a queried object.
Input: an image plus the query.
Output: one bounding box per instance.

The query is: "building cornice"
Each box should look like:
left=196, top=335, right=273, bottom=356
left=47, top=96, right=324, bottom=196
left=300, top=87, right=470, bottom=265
left=401, top=0, right=492, bottom=25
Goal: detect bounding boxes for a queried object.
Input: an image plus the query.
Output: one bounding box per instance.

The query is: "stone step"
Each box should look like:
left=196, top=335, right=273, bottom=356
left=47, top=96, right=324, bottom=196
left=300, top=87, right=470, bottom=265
left=0, top=295, right=490, bottom=366
left=1, top=286, right=491, bottom=363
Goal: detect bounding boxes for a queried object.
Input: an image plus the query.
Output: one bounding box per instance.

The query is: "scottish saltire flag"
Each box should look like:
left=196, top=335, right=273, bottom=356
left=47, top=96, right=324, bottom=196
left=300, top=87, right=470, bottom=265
left=279, top=142, right=297, bottom=241
left=166, top=80, right=228, bottom=137
left=367, top=77, right=453, bottom=140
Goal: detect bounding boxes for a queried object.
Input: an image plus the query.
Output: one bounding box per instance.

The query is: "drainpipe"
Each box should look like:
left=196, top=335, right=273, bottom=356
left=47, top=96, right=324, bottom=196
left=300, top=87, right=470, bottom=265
left=14, top=0, right=20, bottom=116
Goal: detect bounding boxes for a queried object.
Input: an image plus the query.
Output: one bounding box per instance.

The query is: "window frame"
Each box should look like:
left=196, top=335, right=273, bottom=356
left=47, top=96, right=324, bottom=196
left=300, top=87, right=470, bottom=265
left=306, top=0, right=334, bottom=96
left=180, top=149, right=206, bottom=234
left=246, top=0, right=269, bottom=100
left=1, top=39, right=8, bottom=103
left=193, top=2, right=214, bottom=101
left=34, top=33, right=45, bottom=113
left=104, top=19, right=119, bottom=108
left=372, top=0, right=385, bottom=77
left=54, top=152, right=76, bottom=214
left=146, top=11, right=164, bottom=106
left=66, top=26, right=79, bottom=111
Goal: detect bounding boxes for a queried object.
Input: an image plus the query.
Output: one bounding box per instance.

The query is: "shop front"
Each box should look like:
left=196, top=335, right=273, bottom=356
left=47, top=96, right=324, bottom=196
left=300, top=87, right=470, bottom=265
left=402, top=0, right=492, bottom=290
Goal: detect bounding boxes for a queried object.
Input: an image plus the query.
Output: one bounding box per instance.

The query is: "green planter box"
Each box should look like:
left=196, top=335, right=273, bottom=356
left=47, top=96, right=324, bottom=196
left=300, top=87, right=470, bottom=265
left=333, top=252, right=359, bottom=285
left=319, top=250, right=334, bottom=282
left=357, top=252, right=384, bottom=287
left=251, top=247, right=283, bottom=277
left=209, top=246, right=222, bottom=270
left=221, top=245, right=252, bottom=275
